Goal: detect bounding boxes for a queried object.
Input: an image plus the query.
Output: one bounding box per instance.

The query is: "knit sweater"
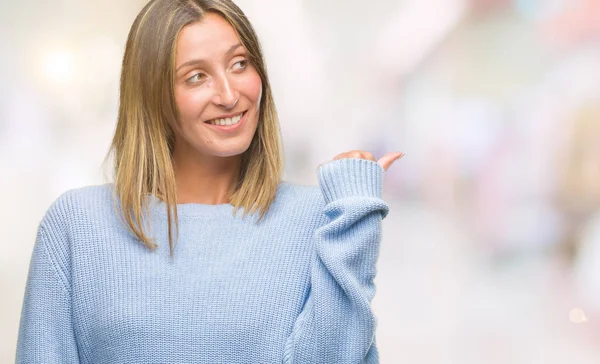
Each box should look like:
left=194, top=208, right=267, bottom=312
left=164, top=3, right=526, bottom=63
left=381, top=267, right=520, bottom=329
left=15, top=158, right=389, bottom=364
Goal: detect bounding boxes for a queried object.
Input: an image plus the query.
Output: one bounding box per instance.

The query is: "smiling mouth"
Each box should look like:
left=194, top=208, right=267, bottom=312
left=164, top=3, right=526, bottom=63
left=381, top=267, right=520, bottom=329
left=205, top=111, right=246, bottom=126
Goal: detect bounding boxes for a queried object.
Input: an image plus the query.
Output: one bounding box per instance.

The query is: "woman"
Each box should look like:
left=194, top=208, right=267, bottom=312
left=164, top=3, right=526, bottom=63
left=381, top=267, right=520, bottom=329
left=15, top=0, right=403, bottom=363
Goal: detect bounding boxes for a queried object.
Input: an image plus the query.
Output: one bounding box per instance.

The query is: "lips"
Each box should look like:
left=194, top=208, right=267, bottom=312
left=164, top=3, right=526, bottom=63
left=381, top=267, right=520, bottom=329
left=204, top=111, right=246, bottom=124
left=203, top=110, right=248, bottom=131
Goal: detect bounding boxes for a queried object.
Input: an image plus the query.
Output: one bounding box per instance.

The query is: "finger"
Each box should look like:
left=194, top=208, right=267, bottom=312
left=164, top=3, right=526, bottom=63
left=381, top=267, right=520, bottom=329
left=362, top=151, right=375, bottom=161
left=333, top=150, right=374, bottom=161
left=377, top=152, right=404, bottom=171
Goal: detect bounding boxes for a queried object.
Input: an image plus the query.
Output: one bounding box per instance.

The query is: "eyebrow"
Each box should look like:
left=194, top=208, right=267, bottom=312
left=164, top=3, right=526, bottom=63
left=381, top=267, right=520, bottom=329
left=175, top=43, right=244, bottom=73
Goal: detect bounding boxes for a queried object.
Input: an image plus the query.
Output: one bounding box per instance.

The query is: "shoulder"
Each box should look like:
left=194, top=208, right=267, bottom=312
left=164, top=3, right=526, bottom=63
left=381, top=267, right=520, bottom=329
left=40, top=183, right=115, bottom=235
left=34, top=183, right=115, bottom=278
left=277, top=181, right=323, bottom=202
left=269, top=181, right=326, bottom=225
left=276, top=181, right=324, bottom=208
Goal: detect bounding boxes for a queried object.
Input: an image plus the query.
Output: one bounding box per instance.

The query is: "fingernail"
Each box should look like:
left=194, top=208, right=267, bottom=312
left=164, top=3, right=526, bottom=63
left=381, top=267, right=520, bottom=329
left=396, top=152, right=404, bottom=159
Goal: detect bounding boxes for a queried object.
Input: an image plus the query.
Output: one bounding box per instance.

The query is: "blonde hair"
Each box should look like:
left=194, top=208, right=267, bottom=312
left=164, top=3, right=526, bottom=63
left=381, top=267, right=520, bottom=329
left=103, top=0, right=283, bottom=257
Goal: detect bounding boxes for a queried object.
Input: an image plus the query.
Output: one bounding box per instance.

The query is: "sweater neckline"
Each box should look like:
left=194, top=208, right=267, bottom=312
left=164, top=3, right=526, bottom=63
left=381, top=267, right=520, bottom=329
left=148, top=195, right=238, bottom=218
left=106, top=182, right=290, bottom=219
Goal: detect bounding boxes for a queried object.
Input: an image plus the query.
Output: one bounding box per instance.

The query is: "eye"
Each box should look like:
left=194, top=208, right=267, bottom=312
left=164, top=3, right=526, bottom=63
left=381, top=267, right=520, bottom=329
left=186, top=73, right=205, bottom=84
left=232, top=59, right=248, bottom=71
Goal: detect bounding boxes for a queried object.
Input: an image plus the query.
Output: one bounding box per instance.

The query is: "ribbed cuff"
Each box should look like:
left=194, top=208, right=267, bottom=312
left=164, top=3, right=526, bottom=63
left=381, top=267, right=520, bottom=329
left=317, top=158, right=385, bottom=204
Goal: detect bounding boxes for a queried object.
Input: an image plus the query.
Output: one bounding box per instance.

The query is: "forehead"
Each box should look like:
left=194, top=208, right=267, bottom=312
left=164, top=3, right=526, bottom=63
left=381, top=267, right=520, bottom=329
left=175, top=13, right=241, bottom=62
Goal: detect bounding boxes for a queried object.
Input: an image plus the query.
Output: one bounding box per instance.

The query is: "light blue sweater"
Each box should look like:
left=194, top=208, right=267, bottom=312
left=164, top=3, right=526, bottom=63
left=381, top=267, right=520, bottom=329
left=16, top=158, right=389, bottom=364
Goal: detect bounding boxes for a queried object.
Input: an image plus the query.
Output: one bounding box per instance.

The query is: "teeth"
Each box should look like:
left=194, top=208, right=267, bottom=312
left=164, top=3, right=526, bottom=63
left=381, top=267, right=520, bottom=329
left=208, top=113, right=243, bottom=126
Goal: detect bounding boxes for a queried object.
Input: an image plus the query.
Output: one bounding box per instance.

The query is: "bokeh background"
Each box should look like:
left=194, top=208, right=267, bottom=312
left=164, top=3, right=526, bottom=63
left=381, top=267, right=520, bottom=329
left=3, top=0, right=600, bottom=362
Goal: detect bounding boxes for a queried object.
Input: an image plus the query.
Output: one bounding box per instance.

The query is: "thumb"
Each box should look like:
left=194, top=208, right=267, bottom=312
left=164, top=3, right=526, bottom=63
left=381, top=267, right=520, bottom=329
left=377, top=152, right=404, bottom=171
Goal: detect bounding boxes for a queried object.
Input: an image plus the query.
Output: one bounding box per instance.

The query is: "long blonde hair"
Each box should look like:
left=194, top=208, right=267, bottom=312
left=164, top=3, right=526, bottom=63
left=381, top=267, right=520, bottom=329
left=103, top=0, right=283, bottom=257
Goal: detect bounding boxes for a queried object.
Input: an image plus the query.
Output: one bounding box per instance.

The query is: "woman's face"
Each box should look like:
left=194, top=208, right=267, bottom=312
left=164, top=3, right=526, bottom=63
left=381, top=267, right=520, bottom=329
left=172, top=13, right=262, bottom=160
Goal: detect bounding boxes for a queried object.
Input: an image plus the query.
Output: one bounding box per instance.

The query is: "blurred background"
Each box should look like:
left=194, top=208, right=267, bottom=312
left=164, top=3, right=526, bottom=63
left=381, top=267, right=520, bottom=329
left=2, top=0, right=600, bottom=362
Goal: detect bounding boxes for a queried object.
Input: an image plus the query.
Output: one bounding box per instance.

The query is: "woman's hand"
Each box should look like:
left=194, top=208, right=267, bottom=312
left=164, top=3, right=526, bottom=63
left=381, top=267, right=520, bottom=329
left=319, top=151, right=404, bottom=171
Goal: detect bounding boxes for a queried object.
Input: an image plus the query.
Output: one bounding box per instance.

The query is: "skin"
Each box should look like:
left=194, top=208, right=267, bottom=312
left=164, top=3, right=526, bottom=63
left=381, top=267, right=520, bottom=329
left=172, top=13, right=262, bottom=204
left=327, top=151, right=404, bottom=172
left=172, top=13, right=403, bottom=205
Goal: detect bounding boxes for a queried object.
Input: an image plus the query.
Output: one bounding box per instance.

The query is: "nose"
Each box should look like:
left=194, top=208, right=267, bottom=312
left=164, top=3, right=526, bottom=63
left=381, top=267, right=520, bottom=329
left=211, top=74, right=239, bottom=110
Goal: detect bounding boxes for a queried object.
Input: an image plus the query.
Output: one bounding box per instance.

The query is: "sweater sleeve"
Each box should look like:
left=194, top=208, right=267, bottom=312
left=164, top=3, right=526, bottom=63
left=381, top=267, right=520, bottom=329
left=15, top=223, right=81, bottom=364
left=283, top=158, right=390, bottom=364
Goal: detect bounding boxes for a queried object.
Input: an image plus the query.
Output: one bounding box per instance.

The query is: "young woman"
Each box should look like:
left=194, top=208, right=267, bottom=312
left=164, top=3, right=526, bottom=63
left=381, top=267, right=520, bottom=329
left=15, top=0, right=403, bottom=363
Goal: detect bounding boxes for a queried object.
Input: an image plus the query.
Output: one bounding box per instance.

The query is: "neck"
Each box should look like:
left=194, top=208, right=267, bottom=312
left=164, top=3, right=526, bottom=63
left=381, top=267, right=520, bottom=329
left=172, top=149, right=242, bottom=205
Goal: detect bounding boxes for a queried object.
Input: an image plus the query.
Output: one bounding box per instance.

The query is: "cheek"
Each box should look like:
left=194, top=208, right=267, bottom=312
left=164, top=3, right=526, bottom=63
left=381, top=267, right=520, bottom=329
left=174, top=88, right=209, bottom=119
left=241, top=71, right=263, bottom=106
left=174, top=89, right=192, bottom=117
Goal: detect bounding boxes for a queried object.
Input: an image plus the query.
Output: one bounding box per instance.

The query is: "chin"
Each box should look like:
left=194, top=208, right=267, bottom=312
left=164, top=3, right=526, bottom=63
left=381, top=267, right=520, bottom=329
left=210, top=143, right=253, bottom=158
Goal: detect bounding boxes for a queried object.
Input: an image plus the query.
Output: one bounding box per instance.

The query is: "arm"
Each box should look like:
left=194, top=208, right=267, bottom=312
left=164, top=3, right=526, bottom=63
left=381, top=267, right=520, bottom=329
left=15, top=223, right=81, bottom=363
left=283, top=158, right=389, bottom=364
